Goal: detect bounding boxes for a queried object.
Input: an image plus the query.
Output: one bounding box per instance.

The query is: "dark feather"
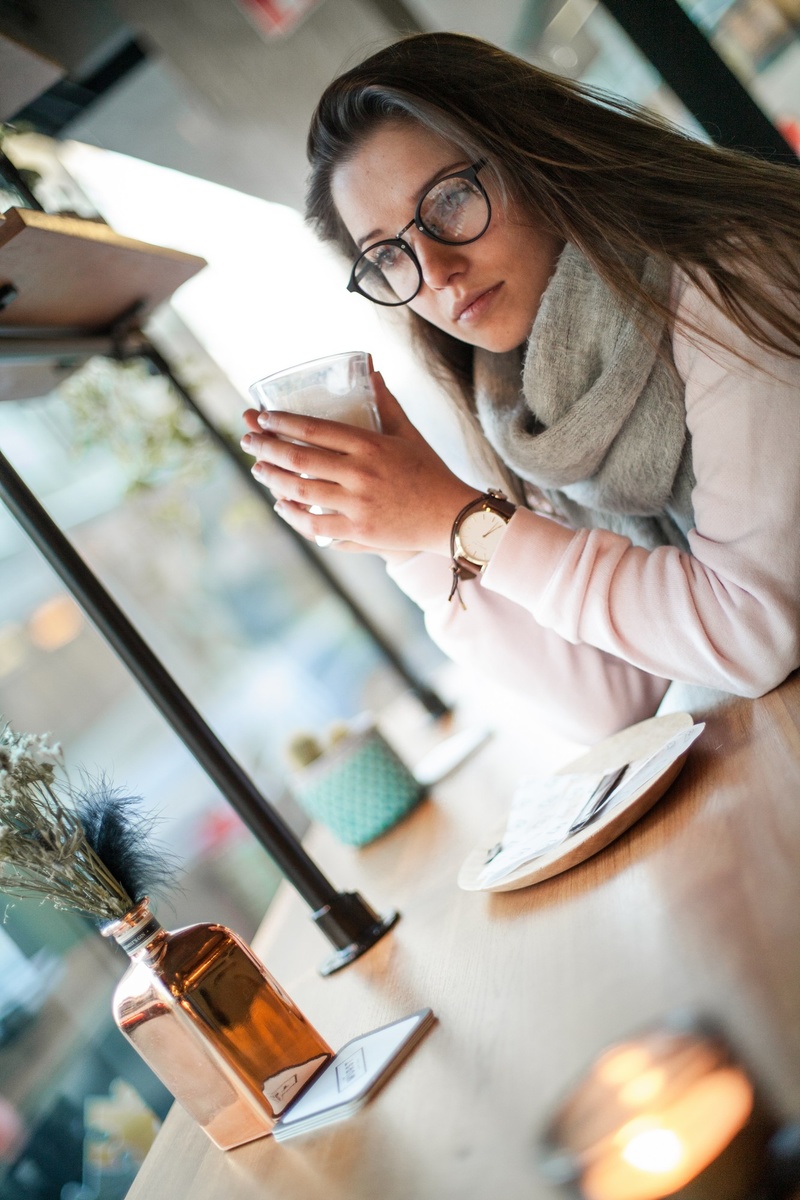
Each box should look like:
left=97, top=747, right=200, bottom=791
left=72, top=774, right=181, bottom=904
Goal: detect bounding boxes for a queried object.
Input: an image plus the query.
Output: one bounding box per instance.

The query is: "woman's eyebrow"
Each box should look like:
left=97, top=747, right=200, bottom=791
left=406, top=159, right=467, bottom=207
left=356, top=158, right=469, bottom=248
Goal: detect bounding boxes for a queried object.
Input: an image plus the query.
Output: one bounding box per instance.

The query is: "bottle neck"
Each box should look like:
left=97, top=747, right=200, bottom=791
left=102, top=897, right=167, bottom=961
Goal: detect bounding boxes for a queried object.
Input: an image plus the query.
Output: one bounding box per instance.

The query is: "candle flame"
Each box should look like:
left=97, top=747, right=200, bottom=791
left=579, top=1062, right=755, bottom=1200
left=621, top=1128, right=684, bottom=1174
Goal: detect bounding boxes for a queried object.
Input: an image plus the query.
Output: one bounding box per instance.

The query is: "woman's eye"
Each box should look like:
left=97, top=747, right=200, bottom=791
left=423, top=181, right=472, bottom=234
left=368, top=244, right=400, bottom=272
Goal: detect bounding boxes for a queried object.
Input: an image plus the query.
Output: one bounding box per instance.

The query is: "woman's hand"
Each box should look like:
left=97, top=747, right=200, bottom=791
left=240, top=369, right=479, bottom=556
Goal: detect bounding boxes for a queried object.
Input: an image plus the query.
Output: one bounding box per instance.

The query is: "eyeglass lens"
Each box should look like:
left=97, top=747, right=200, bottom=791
left=352, top=170, right=490, bottom=305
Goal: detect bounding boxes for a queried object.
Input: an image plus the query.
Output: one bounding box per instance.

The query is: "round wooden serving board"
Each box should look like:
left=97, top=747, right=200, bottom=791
left=458, top=712, right=695, bottom=893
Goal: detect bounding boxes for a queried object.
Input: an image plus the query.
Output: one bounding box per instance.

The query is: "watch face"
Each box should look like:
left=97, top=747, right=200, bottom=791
left=458, top=508, right=509, bottom=564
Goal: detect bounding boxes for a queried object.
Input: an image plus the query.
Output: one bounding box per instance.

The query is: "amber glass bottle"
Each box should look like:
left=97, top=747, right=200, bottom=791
left=102, top=898, right=332, bottom=1149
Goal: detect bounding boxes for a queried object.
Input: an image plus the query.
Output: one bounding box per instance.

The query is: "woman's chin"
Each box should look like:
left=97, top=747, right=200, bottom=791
left=459, top=325, right=532, bottom=354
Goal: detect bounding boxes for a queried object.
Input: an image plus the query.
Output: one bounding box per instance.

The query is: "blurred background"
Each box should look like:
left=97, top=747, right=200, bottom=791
left=0, top=1, right=797, bottom=1197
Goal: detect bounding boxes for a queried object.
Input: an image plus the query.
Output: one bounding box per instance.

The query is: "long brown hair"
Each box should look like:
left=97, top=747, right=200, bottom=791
left=306, top=31, right=800, bottom=405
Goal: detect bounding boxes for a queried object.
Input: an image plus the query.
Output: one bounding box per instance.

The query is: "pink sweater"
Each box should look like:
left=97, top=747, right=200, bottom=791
left=388, top=274, right=800, bottom=742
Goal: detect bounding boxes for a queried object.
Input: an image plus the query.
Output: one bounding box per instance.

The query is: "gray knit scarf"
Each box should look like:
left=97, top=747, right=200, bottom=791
left=474, top=243, right=696, bottom=551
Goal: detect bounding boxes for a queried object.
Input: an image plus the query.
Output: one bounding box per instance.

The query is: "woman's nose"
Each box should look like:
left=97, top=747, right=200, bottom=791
left=413, top=236, right=467, bottom=291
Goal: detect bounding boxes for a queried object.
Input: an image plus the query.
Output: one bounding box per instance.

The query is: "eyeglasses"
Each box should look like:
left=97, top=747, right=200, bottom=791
left=346, top=159, right=491, bottom=307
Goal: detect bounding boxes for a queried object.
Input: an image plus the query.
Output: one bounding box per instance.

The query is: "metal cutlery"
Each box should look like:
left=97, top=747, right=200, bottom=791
left=566, top=765, right=628, bottom=836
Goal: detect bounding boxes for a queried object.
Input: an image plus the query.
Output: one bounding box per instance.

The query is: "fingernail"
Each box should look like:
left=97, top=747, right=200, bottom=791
left=241, top=434, right=253, bottom=448
left=257, top=412, right=272, bottom=428
left=273, top=501, right=285, bottom=515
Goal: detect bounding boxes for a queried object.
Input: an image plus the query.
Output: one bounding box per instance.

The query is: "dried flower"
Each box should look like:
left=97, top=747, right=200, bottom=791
left=0, top=718, right=177, bottom=922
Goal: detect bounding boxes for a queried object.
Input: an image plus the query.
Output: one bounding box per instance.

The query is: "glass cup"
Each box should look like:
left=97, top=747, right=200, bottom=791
left=249, top=351, right=381, bottom=546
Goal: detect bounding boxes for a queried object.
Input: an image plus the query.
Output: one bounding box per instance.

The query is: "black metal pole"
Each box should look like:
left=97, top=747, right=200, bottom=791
left=134, top=337, right=452, bottom=719
left=601, top=0, right=797, bottom=162
left=0, top=448, right=397, bottom=973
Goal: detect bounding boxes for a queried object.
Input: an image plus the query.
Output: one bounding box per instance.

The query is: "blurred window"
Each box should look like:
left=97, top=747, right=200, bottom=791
left=511, top=0, right=706, bottom=135
left=0, top=345, right=438, bottom=1200
left=680, top=0, right=800, bottom=150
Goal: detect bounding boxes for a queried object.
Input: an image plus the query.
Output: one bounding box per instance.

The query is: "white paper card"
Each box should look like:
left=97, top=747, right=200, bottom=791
left=479, top=723, right=705, bottom=886
left=478, top=771, right=610, bottom=885
left=273, top=1009, right=436, bottom=1140
left=593, top=722, right=705, bottom=818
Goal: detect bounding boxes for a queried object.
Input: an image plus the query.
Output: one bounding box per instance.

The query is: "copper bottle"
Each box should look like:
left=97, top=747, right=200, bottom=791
left=102, top=898, right=332, bottom=1150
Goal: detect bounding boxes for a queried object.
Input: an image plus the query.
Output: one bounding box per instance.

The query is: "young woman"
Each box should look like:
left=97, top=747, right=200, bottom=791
left=241, top=32, right=800, bottom=740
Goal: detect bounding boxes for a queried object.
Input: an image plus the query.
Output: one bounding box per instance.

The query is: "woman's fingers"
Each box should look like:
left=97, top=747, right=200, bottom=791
left=252, top=460, right=344, bottom=510
left=240, top=374, right=477, bottom=556
left=255, top=409, right=378, bottom=453
left=242, top=407, right=263, bottom=434
left=328, top=540, right=372, bottom=554
left=242, top=429, right=348, bottom=479
left=272, top=498, right=349, bottom=543
left=370, top=370, right=419, bottom=438
left=248, top=374, right=418, bottom=449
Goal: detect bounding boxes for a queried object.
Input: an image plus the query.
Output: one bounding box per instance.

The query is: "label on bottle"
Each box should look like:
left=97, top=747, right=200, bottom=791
left=116, top=914, right=162, bottom=954
left=263, top=1054, right=330, bottom=1115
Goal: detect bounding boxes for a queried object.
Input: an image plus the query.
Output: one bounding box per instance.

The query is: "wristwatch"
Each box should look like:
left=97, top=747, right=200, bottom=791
left=452, top=489, right=517, bottom=576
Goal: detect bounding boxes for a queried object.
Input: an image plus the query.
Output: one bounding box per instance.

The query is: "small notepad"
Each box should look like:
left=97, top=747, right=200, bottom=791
left=479, top=723, right=705, bottom=886
left=273, top=1009, right=436, bottom=1141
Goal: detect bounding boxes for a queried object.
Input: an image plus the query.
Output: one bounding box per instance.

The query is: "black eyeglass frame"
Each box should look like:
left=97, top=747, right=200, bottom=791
left=346, top=158, right=491, bottom=307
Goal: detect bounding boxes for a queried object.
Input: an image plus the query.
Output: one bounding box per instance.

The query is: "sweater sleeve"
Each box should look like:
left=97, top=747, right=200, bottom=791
left=482, top=277, right=800, bottom=697
left=387, top=551, right=670, bottom=743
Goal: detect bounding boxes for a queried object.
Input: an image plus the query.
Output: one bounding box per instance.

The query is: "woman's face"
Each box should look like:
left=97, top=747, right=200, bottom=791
left=331, top=121, right=564, bottom=354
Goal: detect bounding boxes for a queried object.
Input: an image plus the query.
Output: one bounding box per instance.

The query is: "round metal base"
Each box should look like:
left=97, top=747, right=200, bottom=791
left=318, top=909, right=400, bottom=976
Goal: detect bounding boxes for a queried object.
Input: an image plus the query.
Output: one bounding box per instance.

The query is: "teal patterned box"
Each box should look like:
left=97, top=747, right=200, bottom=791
left=289, top=723, right=425, bottom=847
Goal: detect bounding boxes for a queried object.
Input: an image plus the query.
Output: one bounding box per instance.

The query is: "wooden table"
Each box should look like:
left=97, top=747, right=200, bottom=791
left=127, top=674, right=800, bottom=1200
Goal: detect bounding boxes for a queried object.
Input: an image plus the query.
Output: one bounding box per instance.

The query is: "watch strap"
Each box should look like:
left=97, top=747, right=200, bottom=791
left=448, top=490, right=514, bottom=608
left=483, top=489, right=517, bottom=520
left=448, top=496, right=483, bottom=608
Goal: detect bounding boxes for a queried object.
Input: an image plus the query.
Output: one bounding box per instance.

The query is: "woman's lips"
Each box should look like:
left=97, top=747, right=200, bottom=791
left=455, top=283, right=502, bottom=324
